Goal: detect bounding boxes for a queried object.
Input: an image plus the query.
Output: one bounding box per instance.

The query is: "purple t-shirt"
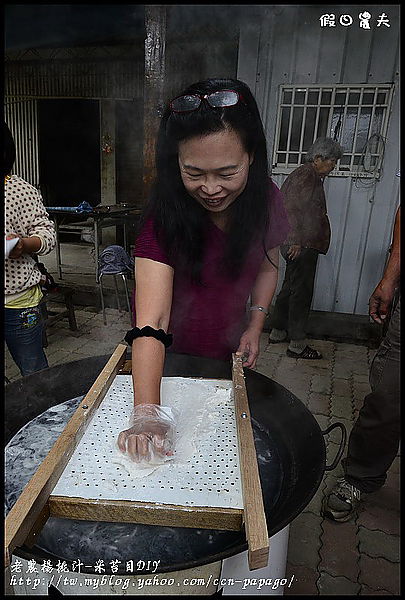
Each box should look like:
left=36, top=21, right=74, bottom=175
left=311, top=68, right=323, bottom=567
left=134, top=181, right=290, bottom=361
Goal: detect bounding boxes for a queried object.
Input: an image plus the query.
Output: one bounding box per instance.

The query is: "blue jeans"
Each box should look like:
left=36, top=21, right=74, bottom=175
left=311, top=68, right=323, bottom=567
left=4, top=305, right=49, bottom=376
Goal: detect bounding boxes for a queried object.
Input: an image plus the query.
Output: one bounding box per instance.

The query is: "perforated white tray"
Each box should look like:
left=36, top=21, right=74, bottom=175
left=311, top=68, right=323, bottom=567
left=51, top=376, right=243, bottom=509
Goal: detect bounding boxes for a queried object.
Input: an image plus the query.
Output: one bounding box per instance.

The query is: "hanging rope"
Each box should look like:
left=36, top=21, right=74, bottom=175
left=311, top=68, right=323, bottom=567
left=353, top=133, right=386, bottom=189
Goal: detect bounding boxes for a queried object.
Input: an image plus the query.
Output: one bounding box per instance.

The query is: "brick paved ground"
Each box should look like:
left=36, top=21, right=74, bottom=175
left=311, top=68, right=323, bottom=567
left=5, top=306, right=400, bottom=595
left=258, top=338, right=400, bottom=596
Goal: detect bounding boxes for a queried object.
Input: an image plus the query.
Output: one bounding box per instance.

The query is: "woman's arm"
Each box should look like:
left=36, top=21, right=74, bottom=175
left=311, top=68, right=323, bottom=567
left=14, top=183, right=57, bottom=255
left=7, top=185, right=56, bottom=258
left=237, top=247, right=280, bottom=368
left=117, top=257, right=175, bottom=463
left=131, top=257, right=174, bottom=406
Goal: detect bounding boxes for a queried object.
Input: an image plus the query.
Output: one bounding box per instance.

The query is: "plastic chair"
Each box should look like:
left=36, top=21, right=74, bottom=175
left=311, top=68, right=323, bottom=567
left=98, top=245, right=133, bottom=325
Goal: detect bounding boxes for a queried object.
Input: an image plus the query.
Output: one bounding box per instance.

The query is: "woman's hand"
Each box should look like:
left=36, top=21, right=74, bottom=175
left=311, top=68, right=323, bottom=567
left=117, top=404, right=177, bottom=464
left=6, top=234, right=42, bottom=258
left=6, top=234, right=25, bottom=259
left=287, top=244, right=301, bottom=261
left=236, top=327, right=262, bottom=369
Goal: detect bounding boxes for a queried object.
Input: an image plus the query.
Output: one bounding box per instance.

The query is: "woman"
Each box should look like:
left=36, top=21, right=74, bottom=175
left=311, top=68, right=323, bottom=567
left=118, top=79, right=290, bottom=462
left=269, top=137, right=343, bottom=359
left=4, top=122, right=57, bottom=376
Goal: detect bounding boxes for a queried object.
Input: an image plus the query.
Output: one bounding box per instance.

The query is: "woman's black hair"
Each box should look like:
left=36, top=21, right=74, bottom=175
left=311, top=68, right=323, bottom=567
left=4, top=122, right=16, bottom=177
left=144, top=78, right=271, bottom=282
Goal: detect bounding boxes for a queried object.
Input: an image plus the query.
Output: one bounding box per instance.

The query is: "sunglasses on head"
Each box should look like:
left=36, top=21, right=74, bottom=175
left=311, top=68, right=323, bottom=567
left=170, top=89, right=244, bottom=113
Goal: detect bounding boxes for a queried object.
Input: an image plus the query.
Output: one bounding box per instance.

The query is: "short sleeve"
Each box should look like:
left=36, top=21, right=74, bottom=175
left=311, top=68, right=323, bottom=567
left=264, top=180, right=291, bottom=249
left=134, top=217, right=174, bottom=267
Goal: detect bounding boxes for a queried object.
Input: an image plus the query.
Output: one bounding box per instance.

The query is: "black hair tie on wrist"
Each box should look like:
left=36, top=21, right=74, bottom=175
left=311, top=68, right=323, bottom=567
left=125, top=326, right=173, bottom=348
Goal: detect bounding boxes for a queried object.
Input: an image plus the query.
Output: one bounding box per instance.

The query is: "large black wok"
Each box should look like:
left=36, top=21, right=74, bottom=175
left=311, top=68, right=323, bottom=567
left=5, top=353, right=345, bottom=575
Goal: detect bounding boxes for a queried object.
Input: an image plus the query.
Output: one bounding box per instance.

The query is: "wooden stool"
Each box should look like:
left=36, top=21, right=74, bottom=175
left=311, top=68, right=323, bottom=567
left=40, top=287, right=78, bottom=348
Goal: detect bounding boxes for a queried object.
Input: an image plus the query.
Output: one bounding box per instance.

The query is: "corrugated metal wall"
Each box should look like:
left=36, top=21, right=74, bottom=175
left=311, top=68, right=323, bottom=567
left=238, top=5, right=400, bottom=316
left=4, top=60, right=143, bottom=99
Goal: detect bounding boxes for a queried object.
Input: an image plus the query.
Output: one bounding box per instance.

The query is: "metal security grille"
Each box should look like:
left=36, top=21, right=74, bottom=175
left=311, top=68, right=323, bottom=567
left=272, top=84, right=394, bottom=178
left=4, top=99, right=39, bottom=186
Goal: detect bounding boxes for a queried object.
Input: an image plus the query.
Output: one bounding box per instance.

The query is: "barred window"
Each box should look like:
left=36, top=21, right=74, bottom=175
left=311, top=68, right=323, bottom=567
left=272, top=84, right=394, bottom=178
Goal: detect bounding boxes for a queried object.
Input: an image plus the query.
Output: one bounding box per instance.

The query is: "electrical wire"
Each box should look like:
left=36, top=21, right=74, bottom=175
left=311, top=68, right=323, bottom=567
left=353, top=133, right=386, bottom=189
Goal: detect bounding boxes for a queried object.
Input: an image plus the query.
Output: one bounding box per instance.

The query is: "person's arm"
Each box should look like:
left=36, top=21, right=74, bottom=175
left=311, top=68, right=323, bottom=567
left=131, top=257, right=174, bottom=406
left=237, top=247, right=279, bottom=369
left=6, top=234, right=42, bottom=258
left=7, top=184, right=56, bottom=258
left=369, top=207, right=400, bottom=324
left=117, top=257, right=175, bottom=462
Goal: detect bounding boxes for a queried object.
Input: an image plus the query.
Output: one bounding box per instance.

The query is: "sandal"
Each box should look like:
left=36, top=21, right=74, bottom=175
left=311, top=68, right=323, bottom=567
left=286, top=345, right=323, bottom=359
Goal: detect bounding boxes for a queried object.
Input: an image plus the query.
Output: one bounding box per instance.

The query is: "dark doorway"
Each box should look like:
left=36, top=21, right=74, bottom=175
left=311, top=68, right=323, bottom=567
left=38, top=99, right=100, bottom=207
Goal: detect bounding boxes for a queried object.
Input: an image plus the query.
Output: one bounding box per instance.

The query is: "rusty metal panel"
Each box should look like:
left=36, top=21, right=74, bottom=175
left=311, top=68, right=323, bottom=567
left=143, top=5, right=167, bottom=199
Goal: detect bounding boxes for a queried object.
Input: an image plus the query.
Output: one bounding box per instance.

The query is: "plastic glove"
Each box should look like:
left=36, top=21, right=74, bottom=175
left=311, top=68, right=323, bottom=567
left=117, top=404, right=178, bottom=466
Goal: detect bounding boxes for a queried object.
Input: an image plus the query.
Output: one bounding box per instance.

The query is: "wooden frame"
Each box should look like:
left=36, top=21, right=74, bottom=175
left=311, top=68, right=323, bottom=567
left=5, top=347, right=269, bottom=571
left=232, top=354, right=269, bottom=570
left=48, top=496, right=243, bottom=531
left=4, top=344, right=127, bottom=566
